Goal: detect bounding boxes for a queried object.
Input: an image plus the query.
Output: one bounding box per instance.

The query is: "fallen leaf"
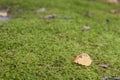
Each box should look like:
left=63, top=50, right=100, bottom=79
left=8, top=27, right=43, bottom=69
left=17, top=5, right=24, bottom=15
left=34, top=8, right=46, bottom=14
left=43, top=14, right=56, bottom=19
left=82, top=26, right=90, bottom=31
left=99, top=64, right=109, bottom=68
left=73, top=53, right=92, bottom=66
left=106, top=0, right=119, bottom=4
left=109, top=9, right=120, bottom=14
left=0, top=11, right=7, bottom=17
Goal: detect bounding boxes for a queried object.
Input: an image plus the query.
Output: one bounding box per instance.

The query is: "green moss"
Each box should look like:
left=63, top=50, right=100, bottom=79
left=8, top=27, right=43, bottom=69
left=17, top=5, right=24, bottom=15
left=0, top=0, right=120, bottom=80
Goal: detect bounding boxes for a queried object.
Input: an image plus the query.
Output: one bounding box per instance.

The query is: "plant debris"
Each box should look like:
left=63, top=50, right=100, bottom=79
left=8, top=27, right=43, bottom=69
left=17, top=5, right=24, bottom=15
left=99, top=64, right=109, bottom=69
left=73, top=53, right=92, bottom=66
left=0, top=11, right=7, bottom=17
left=0, top=9, right=11, bottom=21
left=82, top=26, right=90, bottom=31
left=106, top=0, right=119, bottom=4
left=42, top=14, right=57, bottom=19
left=34, top=8, right=46, bottom=14
left=109, top=9, right=120, bottom=15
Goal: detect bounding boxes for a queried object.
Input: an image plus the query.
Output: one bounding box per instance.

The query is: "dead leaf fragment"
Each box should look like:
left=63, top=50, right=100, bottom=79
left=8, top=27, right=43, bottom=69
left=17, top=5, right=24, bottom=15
left=73, top=53, right=92, bottom=66
left=106, top=0, right=119, bottom=4
left=43, top=14, right=56, bottom=19
left=82, top=26, right=90, bottom=31
left=109, top=9, right=120, bottom=14
left=34, top=8, right=46, bottom=14
left=99, top=64, right=109, bottom=68
left=0, top=11, right=7, bottom=17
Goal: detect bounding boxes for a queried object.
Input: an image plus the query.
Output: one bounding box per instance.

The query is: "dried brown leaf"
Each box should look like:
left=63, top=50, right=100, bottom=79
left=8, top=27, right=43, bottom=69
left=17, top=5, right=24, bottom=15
left=0, top=11, right=7, bottom=17
left=82, top=26, right=90, bottom=31
left=73, top=53, right=92, bottom=66
left=106, top=0, right=119, bottom=4
left=43, top=14, right=56, bottom=19
left=109, top=9, right=120, bottom=14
